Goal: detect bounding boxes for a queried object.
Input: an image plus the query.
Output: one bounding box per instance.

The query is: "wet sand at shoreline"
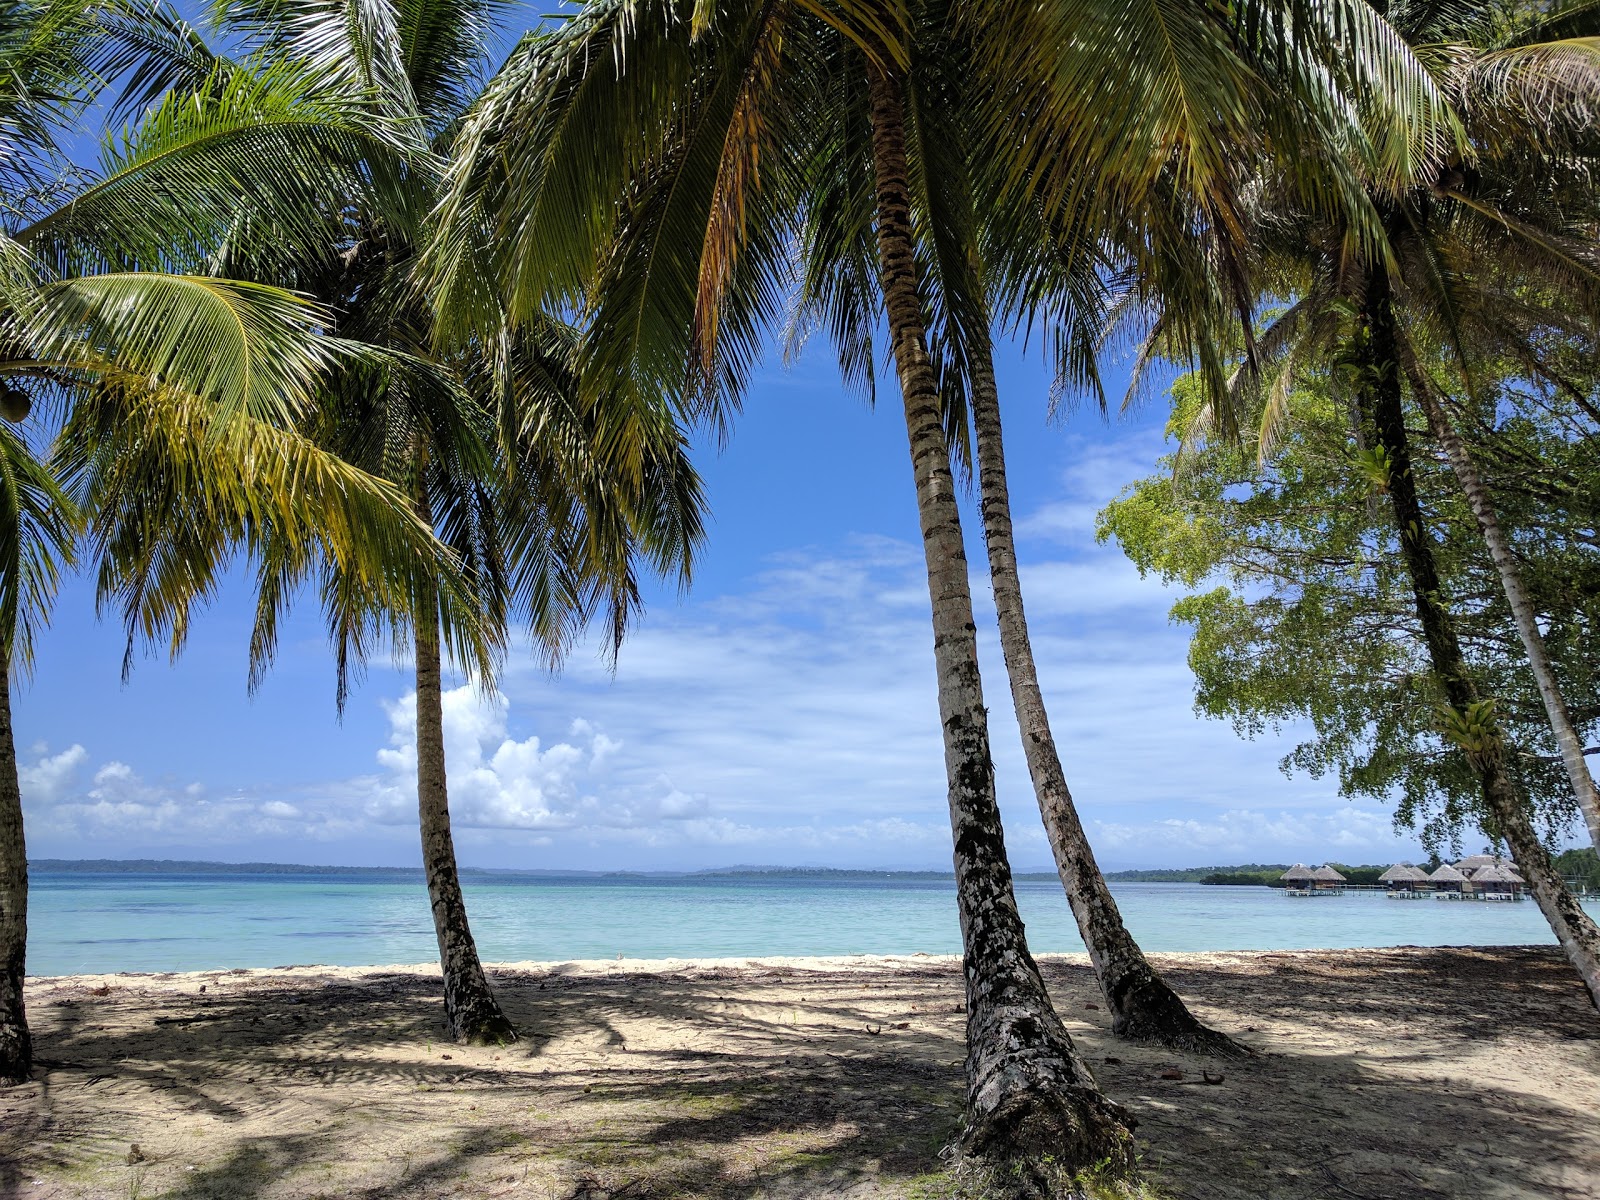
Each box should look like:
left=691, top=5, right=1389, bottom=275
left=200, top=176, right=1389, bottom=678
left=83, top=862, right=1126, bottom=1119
left=2, top=946, right=1596, bottom=1199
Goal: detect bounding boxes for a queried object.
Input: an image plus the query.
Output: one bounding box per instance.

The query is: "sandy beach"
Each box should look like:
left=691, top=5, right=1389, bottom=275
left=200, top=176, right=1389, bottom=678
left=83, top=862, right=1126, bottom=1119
left=1, top=946, right=1596, bottom=1199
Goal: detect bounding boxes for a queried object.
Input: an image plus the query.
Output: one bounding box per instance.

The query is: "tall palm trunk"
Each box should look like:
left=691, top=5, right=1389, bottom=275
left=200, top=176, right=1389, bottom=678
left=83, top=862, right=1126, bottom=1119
left=1404, top=376, right=1600, bottom=850
left=0, top=650, right=31, bottom=1084
left=1361, top=270, right=1600, bottom=1010
left=414, top=591, right=517, bottom=1043
left=865, top=60, right=1134, bottom=1173
left=968, top=348, right=1243, bottom=1057
left=412, top=473, right=516, bottom=1044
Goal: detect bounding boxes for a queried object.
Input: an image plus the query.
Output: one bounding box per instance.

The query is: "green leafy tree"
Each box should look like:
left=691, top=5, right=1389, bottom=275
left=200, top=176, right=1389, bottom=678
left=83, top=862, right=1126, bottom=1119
left=1101, top=363, right=1600, bottom=1000
left=1122, top=0, right=1600, bottom=1009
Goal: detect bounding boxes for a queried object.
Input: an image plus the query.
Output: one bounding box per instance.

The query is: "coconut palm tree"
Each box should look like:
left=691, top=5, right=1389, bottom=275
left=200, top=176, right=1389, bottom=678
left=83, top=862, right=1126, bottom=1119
left=1, top=0, right=477, bottom=1083
left=433, top=1, right=1139, bottom=1170
left=1146, top=0, right=1600, bottom=1007
left=784, top=0, right=1461, bottom=1055
left=433, top=0, right=1452, bottom=1168
left=122, top=0, right=708, bottom=1043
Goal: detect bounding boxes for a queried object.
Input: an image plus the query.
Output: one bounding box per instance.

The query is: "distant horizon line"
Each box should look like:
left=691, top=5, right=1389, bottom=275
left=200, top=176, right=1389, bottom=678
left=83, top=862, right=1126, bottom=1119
left=28, top=855, right=1410, bottom=879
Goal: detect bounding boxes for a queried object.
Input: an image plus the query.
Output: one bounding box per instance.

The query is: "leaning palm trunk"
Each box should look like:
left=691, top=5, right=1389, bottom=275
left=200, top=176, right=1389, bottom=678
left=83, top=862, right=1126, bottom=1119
left=0, top=650, right=30, bottom=1084
left=1403, top=376, right=1600, bottom=851
left=968, top=349, right=1244, bottom=1057
left=413, top=570, right=517, bottom=1044
left=1361, top=272, right=1600, bottom=1010
left=865, top=61, right=1134, bottom=1175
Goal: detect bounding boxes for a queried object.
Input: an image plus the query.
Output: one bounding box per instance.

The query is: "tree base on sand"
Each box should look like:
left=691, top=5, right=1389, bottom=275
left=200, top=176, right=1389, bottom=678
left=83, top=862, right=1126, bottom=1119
left=1109, top=968, right=1249, bottom=1058
left=947, top=1074, right=1140, bottom=1199
left=0, top=1014, right=29, bottom=1086
left=444, top=985, right=519, bottom=1045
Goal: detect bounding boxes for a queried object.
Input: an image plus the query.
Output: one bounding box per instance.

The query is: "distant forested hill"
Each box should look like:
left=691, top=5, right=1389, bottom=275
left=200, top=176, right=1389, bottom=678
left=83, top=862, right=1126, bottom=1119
left=1104, top=865, right=1290, bottom=883
left=1106, top=863, right=1397, bottom=885
left=30, top=859, right=424, bottom=875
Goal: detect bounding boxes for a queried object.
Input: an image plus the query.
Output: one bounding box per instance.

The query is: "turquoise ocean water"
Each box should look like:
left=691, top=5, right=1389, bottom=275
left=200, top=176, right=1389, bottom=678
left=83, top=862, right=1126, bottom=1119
left=27, top=871, right=1600, bottom=976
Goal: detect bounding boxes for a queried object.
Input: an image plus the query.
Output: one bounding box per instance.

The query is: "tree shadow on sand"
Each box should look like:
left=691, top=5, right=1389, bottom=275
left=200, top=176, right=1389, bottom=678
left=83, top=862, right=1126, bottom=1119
left=4, top=948, right=1596, bottom=1199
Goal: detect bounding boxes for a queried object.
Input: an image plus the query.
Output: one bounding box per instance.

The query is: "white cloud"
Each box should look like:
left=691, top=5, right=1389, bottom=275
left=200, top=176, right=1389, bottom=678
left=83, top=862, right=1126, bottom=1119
left=358, top=687, right=701, bottom=832
left=20, top=743, right=87, bottom=804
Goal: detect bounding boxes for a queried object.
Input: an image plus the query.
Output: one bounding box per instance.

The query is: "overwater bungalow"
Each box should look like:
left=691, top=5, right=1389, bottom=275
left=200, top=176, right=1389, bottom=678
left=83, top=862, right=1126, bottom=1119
left=1456, top=854, right=1503, bottom=873
left=1430, top=863, right=1470, bottom=897
left=1308, top=865, right=1347, bottom=893
left=1468, top=863, right=1525, bottom=900
left=1280, top=864, right=1318, bottom=896
left=1379, top=864, right=1430, bottom=898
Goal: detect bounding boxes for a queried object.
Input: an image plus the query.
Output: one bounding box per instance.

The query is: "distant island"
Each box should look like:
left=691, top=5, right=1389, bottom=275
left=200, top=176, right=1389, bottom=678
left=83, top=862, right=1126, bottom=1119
left=20, top=858, right=1358, bottom=884
left=28, top=859, right=962, bottom=881
left=35, top=855, right=1597, bottom=889
left=1105, top=863, right=1393, bottom=886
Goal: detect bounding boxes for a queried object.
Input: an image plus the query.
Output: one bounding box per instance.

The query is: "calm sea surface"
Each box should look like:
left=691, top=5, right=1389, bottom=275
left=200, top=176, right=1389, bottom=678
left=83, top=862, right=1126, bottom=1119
left=26, top=871, right=1600, bottom=976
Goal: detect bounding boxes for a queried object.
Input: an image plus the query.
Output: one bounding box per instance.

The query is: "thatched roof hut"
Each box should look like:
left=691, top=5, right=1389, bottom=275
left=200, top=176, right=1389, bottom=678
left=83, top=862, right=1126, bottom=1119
left=1457, top=854, right=1501, bottom=872
left=1379, top=864, right=1429, bottom=889
left=1310, top=865, right=1347, bottom=883
left=1429, top=863, right=1469, bottom=891
left=1280, top=864, right=1315, bottom=883
left=1471, top=863, right=1523, bottom=894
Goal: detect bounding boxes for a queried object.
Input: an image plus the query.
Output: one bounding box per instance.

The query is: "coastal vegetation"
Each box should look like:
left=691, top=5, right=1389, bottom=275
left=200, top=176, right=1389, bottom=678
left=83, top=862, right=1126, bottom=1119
left=1, top=0, right=1598, bottom=1194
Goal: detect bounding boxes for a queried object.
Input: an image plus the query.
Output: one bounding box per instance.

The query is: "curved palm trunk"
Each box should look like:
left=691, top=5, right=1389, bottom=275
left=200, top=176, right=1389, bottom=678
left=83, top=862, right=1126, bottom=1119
left=1405, top=378, right=1600, bottom=850
left=0, top=650, right=31, bottom=1084
left=968, top=350, right=1244, bottom=1057
left=866, top=61, right=1134, bottom=1175
left=1362, top=272, right=1600, bottom=1010
left=414, top=575, right=517, bottom=1044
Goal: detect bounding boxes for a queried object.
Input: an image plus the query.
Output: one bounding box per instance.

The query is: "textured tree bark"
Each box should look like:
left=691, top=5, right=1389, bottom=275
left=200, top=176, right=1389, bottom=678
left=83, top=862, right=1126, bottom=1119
left=866, top=60, right=1135, bottom=1177
left=969, top=348, right=1244, bottom=1057
left=414, top=574, right=518, bottom=1044
left=1406, top=377, right=1600, bottom=851
left=1361, top=271, right=1600, bottom=1010
left=0, top=650, right=31, bottom=1084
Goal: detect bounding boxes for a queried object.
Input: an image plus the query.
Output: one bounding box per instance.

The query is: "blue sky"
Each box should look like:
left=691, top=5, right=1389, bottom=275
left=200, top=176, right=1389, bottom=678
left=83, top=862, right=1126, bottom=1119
left=15, top=3, right=1448, bottom=872
left=18, top=329, right=1441, bottom=870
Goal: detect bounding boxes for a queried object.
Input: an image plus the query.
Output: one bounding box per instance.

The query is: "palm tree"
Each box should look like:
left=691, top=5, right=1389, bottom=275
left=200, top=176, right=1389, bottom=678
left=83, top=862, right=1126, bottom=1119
left=436, top=0, right=1463, bottom=1167
left=1148, top=0, right=1600, bottom=1007
left=780, top=14, right=1263, bottom=1056
left=434, top=1, right=1146, bottom=1171
left=0, top=0, right=488, bottom=1082
left=138, top=0, right=709, bottom=1042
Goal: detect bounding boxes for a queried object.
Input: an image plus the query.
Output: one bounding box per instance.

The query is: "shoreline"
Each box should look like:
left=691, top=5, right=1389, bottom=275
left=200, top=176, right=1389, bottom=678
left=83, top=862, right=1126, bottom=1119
left=5, top=946, right=1598, bottom=1198
left=19, top=939, right=1566, bottom=985
left=24, top=940, right=1568, bottom=987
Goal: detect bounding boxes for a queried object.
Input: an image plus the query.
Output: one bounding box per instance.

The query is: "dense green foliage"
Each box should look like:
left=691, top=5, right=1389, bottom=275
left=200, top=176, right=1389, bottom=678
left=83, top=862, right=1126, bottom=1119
left=1101, top=364, right=1600, bottom=854
left=1556, top=848, right=1600, bottom=891
left=1104, top=864, right=1289, bottom=883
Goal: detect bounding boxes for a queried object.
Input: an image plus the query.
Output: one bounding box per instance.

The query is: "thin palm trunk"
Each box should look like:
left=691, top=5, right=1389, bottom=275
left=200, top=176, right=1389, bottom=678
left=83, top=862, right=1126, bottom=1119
left=1362, top=270, right=1600, bottom=1010
left=968, top=348, right=1244, bottom=1057
left=865, top=60, right=1134, bottom=1173
left=412, top=470, right=516, bottom=1044
left=0, top=649, right=30, bottom=1084
left=1404, top=375, right=1600, bottom=850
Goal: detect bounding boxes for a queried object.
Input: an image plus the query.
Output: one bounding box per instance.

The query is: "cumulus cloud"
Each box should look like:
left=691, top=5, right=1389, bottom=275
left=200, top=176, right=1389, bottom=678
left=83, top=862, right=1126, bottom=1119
left=359, top=687, right=702, bottom=831
left=20, top=744, right=305, bottom=847
left=20, top=743, right=87, bottom=804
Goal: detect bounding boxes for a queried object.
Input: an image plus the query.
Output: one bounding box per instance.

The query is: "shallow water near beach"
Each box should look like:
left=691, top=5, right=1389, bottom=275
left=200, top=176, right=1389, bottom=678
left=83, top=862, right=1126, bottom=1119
left=27, top=871, right=1600, bottom=975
